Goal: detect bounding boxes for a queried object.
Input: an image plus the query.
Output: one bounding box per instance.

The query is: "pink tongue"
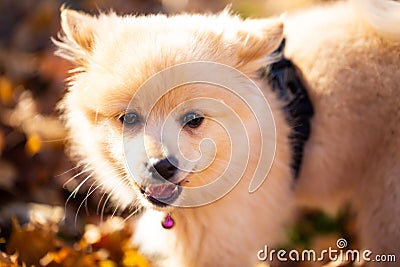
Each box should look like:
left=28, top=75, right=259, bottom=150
left=145, top=183, right=177, bottom=200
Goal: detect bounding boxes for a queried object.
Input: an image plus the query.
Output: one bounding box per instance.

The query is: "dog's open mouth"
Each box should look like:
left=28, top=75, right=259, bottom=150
left=141, top=183, right=182, bottom=207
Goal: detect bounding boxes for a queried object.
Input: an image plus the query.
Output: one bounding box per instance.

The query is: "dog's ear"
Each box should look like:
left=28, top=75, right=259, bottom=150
left=235, top=19, right=284, bottom=65
left=61, top=9, right=97, bottom=52
left=53, top=8, right=97, bottom=65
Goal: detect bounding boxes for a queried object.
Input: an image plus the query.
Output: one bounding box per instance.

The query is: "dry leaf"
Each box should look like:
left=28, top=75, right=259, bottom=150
left=25, top=133, right=42, bottom=155
left=6, top=218, right=57, bottom=266
left=122, top=249, right=150, bottom=267
left=0, top=76, right=13, bottom=106
left=0, top=251, right=18, bottom=267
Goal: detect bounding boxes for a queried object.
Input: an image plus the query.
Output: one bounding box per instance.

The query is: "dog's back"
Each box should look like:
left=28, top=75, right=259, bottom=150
left=285, top=0, right=400, bottom=260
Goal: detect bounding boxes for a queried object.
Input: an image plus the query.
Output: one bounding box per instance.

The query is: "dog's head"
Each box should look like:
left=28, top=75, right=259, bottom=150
left=55, top=8, right=283, bottom=210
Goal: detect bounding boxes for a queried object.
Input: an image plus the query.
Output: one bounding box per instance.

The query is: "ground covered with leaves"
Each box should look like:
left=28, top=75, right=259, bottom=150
left=0, top=0, right=360, bottom=266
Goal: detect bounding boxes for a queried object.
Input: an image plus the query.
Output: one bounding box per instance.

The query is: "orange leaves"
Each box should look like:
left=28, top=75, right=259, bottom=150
left=2, top=217, right=150, bottom=267
left=0, top=77, right=13, bottom=107
left=40, top=248, right=100, bottom=267
left=0, top=252, right=18, bottom=267
left=25, top=133, right=42, bottom=156
left=122, top=249, right=150, bottom=267
left=6, top=218, right=58, bottom=266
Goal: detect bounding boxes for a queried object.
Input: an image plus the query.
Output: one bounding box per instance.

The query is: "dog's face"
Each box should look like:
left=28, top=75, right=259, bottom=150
left=56, top=9, right=283, bottom=210
left=122, top=84, right=245, bottom=207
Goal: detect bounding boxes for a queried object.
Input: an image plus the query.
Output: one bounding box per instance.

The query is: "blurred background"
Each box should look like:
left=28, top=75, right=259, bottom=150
left=0, top=1, right=350, bottom=267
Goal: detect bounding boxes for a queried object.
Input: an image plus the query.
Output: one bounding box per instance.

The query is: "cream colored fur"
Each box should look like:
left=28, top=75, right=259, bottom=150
left=285, top=0, right=400, bottom=263
left=55, top=0, right=400, bottom=266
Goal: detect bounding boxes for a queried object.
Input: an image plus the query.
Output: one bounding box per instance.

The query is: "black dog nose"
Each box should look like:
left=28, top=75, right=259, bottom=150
left=150, top=157, right=178, bottom=181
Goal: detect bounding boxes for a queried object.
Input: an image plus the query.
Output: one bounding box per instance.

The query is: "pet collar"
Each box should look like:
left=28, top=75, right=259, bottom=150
left=261, top=38, right=314, bottom=178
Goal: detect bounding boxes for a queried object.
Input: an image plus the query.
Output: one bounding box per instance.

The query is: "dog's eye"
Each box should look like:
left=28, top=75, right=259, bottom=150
left=183, top=113, right=204, bottom=128
left=119, top=112, right=138, bottom=126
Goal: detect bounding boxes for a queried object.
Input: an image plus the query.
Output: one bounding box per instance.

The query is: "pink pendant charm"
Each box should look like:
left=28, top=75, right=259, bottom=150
left=161, top=213, right=175, bottom=229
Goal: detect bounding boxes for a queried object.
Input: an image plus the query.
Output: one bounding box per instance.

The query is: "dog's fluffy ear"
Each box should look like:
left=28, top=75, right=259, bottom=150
left=235, top=19, right=284, bottom=66
left=53, top=8, right=97, bottom=66
left=61, top=9, right=97, bottom=52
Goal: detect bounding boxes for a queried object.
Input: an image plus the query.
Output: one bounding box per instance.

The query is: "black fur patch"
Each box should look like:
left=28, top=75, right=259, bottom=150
left=261, top=39, right=314, bottom=177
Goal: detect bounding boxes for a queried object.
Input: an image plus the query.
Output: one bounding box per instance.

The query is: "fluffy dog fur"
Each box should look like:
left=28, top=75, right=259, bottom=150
left=55, top=0, right=400, bottom=266
left=285, top=0, right=400, bottom=262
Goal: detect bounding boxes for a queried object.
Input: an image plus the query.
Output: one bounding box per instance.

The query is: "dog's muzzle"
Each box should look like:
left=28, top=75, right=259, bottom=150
left=141, top=157, right=182, bottom=207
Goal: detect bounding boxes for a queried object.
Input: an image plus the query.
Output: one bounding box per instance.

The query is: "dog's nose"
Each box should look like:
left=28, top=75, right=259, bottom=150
left=149, top=157, right=178, bottom=181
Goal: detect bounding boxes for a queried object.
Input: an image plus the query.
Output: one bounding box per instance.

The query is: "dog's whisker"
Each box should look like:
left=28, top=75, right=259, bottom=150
left=120, top=205, right=142, bottom=225
left=110, top=199, right=121, bottom=219
left=83, top=167, right=127, bottom=215
left=99, top=174, right=129, bottom=221
left=56, top=163, right=87, bottom=178
left=70, top=170, right=96, bottom=196
left=62, top=165, right=92, bottom=188
left=40, top=137, right=71, bottom=143
left=108, top=176, right=134, bottom=219
left=74, top=170, right=126, bottom=224
left=65, top=169, right=96, bottom=214
left=84, top=179, right=98, bottom=215
left=92, top=170, right=127, bottom=214
left=76, top=180, right=99, bottom=220
left=96, top=189, right=108, bottom=216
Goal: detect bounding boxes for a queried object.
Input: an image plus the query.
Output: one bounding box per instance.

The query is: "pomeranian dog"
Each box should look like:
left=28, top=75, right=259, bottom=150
left=54, top=0, right=400, bottom=266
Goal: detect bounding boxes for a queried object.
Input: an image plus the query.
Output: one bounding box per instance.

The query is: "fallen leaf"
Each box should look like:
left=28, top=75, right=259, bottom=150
left=6, top=218, right=57, bottom=266
left=25, top=133, right=42, bottom=156
left=99, top=259, right=117, bottom=267
left=0, top=76, right=14, bottom=106
left=0, top=251, right=18, bottom=267
left=122, top=249, right=150, bottom=267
